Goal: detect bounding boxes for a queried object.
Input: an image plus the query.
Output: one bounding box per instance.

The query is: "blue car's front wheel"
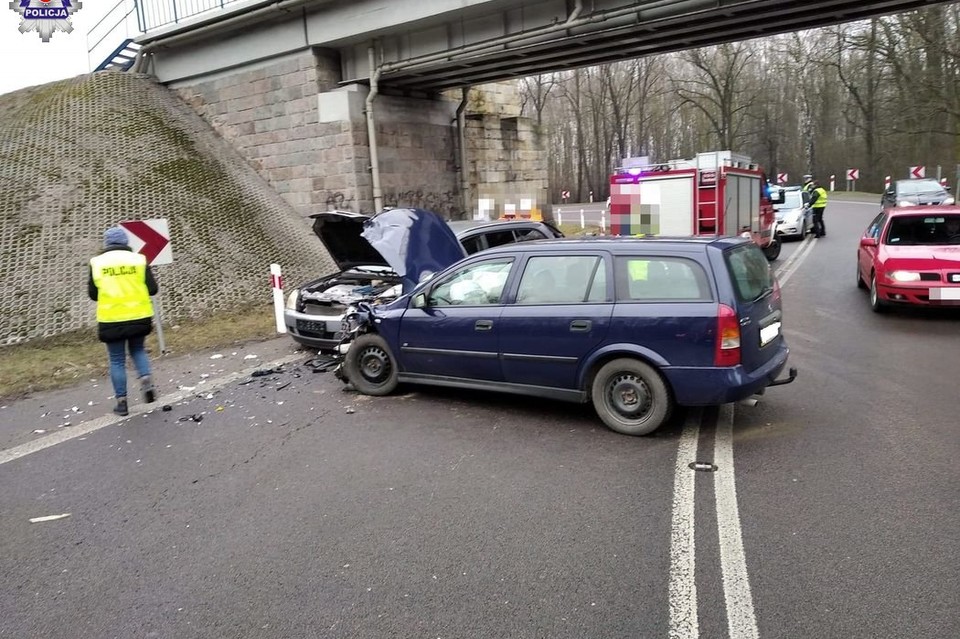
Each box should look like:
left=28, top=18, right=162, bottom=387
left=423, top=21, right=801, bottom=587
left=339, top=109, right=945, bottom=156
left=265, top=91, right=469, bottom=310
left=591, top=358, right=672, bottom=436
left=344, top=334, right=399, bottom=396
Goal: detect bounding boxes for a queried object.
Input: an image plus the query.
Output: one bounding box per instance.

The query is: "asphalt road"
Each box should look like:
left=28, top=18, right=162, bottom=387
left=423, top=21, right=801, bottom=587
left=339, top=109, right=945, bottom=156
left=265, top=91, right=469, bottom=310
left=1, top=200, right=957, bottom=638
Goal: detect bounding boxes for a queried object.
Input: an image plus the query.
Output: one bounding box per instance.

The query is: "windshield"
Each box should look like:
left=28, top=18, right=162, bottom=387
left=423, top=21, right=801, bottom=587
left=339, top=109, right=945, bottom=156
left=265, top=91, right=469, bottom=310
left=897, top=180, right=945, bottom=196
left=885, top=214, right=960, bottom=245
left=774, top=191, right=804, bottom=210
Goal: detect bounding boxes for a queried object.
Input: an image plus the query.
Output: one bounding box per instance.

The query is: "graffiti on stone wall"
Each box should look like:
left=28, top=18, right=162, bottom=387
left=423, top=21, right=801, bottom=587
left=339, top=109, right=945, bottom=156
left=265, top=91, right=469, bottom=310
left=323, top=192, right=355, bottom=211
left=383, top=190, right=459, bottom=217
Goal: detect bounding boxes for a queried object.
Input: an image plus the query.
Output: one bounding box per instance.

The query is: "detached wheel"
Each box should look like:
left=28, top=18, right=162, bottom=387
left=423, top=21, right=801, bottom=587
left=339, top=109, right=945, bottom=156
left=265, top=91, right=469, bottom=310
left=343, top=334, right=399, bottom=396
left=591, top=358, right=672, bottom=436
left=856, top=261, right=867, bottom=290
left=869, top=273, right=886, bottom=313
left=764, top=238, right=781, bottom=262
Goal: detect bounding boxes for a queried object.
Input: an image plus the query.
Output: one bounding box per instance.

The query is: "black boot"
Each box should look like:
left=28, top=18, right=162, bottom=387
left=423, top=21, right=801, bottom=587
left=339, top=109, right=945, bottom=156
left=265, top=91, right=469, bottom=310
left=113, top=398, right=129, bottom=416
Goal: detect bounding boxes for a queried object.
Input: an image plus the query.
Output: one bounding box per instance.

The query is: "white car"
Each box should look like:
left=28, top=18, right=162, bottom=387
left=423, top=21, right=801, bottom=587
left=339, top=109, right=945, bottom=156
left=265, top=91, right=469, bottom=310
left=774, top=187, right=812, bottom=240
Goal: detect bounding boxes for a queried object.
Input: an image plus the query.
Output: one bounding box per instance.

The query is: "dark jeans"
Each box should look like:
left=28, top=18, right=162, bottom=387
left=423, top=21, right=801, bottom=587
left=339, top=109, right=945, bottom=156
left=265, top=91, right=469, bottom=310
left=106, top=336, right=151, bottom=399
left=813, top=207, right=826, bottom=237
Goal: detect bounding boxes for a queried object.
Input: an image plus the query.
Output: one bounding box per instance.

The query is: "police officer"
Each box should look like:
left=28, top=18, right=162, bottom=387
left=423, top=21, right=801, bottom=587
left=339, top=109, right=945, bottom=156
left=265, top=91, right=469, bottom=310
left=802, top=174, right=814, bottom=192
left=807, top=180, right=829, bottom=238
left=88, top=226, right=159, bottom=416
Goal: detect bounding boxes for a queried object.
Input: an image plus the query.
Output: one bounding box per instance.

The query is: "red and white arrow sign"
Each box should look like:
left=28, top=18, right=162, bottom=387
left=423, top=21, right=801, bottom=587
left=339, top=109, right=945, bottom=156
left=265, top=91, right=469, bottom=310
left=847, top=168, right=860, bottom=181
left=119, top=218, right=173, bottom=265
left=777, top=172, right=788, bottom=184
left=910, top=165, right=925, bottom=179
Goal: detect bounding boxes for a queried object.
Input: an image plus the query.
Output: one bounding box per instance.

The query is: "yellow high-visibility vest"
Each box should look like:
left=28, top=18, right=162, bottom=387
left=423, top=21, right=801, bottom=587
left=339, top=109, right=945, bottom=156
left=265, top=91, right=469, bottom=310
left=90, top=250, right=153, bottom=323
left=811, top=186, right=828, bottom=209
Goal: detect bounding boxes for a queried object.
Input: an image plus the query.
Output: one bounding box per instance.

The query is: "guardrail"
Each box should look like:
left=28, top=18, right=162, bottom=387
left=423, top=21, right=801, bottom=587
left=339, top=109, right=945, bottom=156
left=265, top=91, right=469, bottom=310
left=138, top=0, right=243, bottom=32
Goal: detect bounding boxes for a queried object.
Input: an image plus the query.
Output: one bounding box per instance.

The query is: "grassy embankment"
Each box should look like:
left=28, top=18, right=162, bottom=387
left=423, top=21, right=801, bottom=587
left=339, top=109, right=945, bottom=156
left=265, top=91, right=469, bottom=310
left=0, top=304, right=277, bottom=401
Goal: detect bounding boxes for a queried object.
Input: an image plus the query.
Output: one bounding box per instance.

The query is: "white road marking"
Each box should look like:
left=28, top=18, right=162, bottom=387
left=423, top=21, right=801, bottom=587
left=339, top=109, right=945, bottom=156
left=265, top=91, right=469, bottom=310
left=0, top=353, right=305, bottom=466
left=775, top=234, right=818, bottom=287
left=668, top=409, right=702, bottom=639
left=715, top=404, right=759, bottom=639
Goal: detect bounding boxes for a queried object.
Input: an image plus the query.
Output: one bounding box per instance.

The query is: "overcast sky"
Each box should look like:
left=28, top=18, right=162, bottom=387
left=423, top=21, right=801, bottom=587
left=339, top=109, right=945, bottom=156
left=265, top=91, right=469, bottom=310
left=0, top=2, right=134, bottom=96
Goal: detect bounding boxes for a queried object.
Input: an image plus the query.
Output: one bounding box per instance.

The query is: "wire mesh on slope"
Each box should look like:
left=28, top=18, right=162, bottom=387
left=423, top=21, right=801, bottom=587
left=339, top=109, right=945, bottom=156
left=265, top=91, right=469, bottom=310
left=0, top=71, right=334, bottom=346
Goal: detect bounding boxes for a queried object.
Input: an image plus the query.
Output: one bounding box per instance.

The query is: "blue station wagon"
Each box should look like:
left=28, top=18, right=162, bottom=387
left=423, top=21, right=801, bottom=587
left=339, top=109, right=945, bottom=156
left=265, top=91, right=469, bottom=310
left=337, top=229, right=797, bottom=436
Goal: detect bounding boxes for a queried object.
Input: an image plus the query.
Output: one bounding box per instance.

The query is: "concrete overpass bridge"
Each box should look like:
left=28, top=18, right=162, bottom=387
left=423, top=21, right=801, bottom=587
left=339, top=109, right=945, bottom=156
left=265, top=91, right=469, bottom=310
left=111, top=0, right=952, bottom=218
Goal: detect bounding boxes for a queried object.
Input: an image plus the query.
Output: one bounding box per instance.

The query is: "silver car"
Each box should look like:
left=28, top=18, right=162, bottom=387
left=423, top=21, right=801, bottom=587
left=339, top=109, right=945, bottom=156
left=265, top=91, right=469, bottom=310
left=774, top=187, right=812, bottom=240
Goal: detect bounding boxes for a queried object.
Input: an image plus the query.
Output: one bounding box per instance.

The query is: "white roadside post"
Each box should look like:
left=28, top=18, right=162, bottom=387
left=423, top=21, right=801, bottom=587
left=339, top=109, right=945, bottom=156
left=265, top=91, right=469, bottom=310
left=600, top=209, right=606, bottom=234
left=557, top=209, right=563, bottom=225
left=580, top=209, right=585, bottom=229
left=830, top=174, right=835, bottom=191
left=271, top=264, right=286, bottom=334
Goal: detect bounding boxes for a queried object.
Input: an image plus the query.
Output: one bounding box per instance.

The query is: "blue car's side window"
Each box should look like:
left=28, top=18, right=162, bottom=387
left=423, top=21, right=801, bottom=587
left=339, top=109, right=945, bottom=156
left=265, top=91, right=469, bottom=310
left=428, top=258, right=513, bottom=306
left=516, top=255, right=602, bottom=304
left=617, top=257, right=712, bottom=302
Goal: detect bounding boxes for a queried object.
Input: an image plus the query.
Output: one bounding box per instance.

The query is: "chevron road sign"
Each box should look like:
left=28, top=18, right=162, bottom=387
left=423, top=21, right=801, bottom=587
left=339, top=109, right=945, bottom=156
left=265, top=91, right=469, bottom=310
left=119, top=218, right=173, bottom=265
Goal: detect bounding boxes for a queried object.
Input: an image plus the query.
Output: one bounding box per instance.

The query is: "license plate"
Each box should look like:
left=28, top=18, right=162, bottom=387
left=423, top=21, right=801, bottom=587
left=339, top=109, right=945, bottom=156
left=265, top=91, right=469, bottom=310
left=760, top=321, right=781, bottom=346
left=296, top=319, right=329, bottom=334
left=929, top=288, right=960, bottom=301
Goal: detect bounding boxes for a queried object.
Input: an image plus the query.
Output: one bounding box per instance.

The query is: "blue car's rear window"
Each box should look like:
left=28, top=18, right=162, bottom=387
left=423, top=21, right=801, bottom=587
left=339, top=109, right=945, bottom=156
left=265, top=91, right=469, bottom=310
left=724, top=244, right=773, bottom=302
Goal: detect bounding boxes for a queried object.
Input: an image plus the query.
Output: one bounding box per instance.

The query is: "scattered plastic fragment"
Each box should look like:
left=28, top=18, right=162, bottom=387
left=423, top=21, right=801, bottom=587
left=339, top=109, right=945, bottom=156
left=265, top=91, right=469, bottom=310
left=33, top=429, right=46, bottom=434
left=345, top=407, right=355, bottom=414
left=178, top=414, right=204, bottom=423
left=29, top=513, right=71, bottom=523
left=244, top=354, right=258, bottom=360
left=275, top=382, right=291, bottom=391
left=216, top=406, right=225, bottom=412
left=162, top=405, right=172, bottom=412
left=251, top=368, right=278, bottom=377
left=210, top=354, right=224, bottom=359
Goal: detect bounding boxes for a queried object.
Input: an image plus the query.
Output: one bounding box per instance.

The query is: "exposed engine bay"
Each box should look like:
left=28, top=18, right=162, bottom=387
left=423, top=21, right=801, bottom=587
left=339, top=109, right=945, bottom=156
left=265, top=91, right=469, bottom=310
left=298, top=270, right=401, bottom=314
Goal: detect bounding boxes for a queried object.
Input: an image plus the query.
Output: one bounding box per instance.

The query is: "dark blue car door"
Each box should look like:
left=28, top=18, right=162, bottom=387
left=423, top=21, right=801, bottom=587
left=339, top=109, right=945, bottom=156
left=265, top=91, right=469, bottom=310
left=396, top=257, right=515, bottom=381
left=498, top=253, right=613, bottom=389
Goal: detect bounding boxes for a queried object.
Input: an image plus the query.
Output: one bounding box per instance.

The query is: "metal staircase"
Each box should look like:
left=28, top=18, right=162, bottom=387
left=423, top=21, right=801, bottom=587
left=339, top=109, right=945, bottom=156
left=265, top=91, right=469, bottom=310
left=94, top=38, right=141, bottom=72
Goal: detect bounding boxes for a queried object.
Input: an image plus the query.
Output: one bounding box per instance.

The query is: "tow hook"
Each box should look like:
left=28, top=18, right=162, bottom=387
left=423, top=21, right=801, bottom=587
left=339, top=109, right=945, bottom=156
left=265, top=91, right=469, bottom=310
left=768, top=366, right=798, bottom=387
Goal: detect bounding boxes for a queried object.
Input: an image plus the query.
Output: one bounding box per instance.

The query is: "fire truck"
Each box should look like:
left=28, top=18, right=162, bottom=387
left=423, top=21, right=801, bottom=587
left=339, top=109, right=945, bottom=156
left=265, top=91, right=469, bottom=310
left=608, top=150, right=783, bottom=261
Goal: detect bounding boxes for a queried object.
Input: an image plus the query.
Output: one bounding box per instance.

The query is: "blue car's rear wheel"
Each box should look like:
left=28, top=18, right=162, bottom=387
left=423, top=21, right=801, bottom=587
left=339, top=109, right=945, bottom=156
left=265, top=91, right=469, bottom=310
left=344, top=334, right=399, bottom=396
left=591, top=358, right=672, bottom=436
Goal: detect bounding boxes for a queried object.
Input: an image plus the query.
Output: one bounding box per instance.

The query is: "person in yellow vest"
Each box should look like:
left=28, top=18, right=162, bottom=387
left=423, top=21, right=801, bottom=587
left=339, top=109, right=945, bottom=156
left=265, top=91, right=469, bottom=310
left=88, top=227, right=159, bottom=416
left=807, top=180, right=829, bottom=238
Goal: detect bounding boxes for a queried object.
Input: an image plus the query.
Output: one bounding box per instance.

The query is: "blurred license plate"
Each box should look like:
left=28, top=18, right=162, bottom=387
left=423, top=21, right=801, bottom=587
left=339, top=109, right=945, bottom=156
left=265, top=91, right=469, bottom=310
left=296, top=319, right=328, bottom=334
left=929, top=288, right=960, bottom=301
left=760, top=321, right=781, bottom=346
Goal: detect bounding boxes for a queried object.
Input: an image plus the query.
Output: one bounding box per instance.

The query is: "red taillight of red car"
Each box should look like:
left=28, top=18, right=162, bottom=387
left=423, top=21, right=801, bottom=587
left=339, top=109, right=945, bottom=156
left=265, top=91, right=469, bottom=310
left=715, top=303, right=741, bottom=367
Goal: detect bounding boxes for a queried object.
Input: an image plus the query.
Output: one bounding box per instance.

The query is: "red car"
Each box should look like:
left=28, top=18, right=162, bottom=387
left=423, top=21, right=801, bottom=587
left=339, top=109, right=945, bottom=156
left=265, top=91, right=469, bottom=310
left=857, top=206, right=960, bottom=312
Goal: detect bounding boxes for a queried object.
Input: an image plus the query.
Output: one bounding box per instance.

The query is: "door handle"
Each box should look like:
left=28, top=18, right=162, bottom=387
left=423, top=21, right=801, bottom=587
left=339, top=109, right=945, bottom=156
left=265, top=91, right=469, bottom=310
left=475, top=320, right=493, bottom=331
left=570, top=319, right=592, bottom=332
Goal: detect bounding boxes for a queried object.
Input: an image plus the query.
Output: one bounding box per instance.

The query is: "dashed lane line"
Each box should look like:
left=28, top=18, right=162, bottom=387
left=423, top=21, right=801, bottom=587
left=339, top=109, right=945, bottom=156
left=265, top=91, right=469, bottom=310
left=0, top=353, right=305, bottom=466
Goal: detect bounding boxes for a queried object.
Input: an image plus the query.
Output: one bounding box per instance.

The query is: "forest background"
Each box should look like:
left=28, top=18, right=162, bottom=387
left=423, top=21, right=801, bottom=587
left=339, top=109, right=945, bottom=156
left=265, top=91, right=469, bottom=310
left=519, top=5, right=960, bottom=200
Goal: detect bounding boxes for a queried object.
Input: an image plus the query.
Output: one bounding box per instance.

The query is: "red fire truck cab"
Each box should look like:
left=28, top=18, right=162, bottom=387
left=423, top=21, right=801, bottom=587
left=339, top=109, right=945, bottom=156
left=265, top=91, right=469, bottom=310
left=609, top=151, right=783, bottom=261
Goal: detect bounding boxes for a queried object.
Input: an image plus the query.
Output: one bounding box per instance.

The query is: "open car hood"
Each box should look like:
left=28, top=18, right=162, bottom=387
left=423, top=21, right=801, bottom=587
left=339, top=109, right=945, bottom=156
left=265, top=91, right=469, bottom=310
left=361, top=208, right=467, bottom=294
left=310, top=211, right=390, bottom=270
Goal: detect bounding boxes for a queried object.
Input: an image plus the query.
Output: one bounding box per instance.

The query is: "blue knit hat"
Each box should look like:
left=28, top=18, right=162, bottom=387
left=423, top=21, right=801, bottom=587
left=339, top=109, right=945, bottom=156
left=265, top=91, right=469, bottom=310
left=104, top=226, right=129, bottom=247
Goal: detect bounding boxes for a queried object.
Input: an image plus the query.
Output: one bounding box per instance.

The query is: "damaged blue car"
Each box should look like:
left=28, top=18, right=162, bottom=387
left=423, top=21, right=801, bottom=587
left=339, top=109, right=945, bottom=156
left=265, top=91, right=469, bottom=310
left=335, top=212, right=796, bottom=436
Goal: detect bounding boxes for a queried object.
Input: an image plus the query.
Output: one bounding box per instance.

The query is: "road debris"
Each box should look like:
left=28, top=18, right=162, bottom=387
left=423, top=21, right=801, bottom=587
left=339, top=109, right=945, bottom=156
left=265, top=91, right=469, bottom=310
left=178, top=414, right=204, bottom=423
left=210, top=354, right=224, bottom=359
left=29, top=513, right=71, bottom=523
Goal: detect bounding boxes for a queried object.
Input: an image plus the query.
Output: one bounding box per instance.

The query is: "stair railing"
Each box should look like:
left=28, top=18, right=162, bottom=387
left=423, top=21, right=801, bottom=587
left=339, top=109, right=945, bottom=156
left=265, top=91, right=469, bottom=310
left=86, top=0, right=140, bottom=71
